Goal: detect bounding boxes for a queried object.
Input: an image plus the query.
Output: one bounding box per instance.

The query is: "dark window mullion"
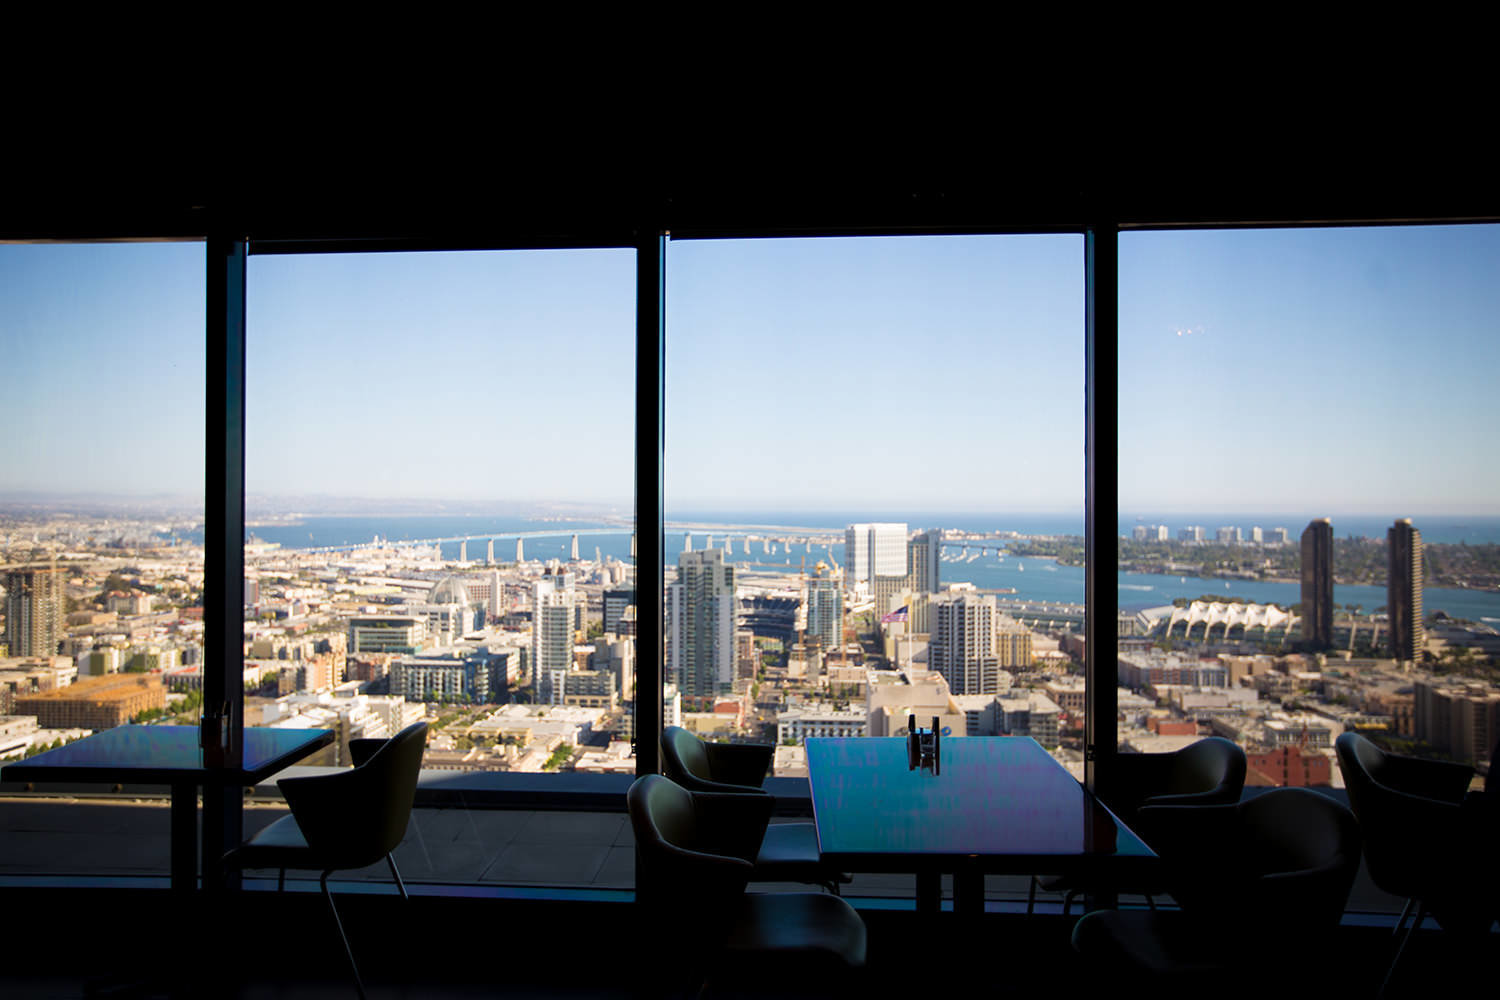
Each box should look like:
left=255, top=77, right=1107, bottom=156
left=203, top=234, right=248, bottom=888
left=634, top=231, right=665, bottom=777
left=1084, top=225, right=1119, bottom=796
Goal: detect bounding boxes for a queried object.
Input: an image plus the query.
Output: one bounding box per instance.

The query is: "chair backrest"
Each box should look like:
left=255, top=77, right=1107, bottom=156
left=1162, top=737, right=1246, bottom=801
left=278, top=721, right=428, bottom=870
left=660, top=726, right=712, bottom=785
left=627, top=774, right=753, bottom=918
left=1334, top=730, right=1435, bottom=899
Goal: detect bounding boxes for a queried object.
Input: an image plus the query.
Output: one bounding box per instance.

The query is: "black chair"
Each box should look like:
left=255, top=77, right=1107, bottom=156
left=660, top=726, right=849, bottom=893
left=1336, top=731, right=1495, bottom=992
left=627, top=774, right=866, bottom=996
left=225, top=721, right=428, bottom=1000
left=1029, top=736, right=1246, bottom=914
left=1072, top=788, right=1361, bottom=987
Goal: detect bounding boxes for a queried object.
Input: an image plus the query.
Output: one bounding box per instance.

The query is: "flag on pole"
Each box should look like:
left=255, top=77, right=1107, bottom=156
left=881, top=605, right=909, bottom=624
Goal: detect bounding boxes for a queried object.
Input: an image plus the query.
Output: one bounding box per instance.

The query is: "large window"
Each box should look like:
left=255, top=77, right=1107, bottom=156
left=0, top=241, right=205, bottom=877
left=1117, top=225, right=1499, bottom=829
left=5, top=196, right=1491, bottom=914
left=664, top=233, right=1085, bottom=899
left=242, top=247, right=638, bottom=888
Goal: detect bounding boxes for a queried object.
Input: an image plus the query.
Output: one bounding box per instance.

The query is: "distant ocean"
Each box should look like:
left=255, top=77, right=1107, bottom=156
left=243, top=511, right=1500, bottom=624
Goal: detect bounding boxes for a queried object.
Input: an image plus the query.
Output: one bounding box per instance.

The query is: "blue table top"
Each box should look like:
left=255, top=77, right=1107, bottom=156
left=2, top=725, right=333, bottom=785
left=806, top=736, right=1154, bottom=871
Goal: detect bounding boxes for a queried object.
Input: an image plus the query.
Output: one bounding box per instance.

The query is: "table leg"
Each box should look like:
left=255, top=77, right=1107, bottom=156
left=916, top=871, right=941, bottom=913
left=202, top=782, right=241, bottom=892
left=954, top=869, right=984, bottom=915
left=170, top=783, right=197, bottom=892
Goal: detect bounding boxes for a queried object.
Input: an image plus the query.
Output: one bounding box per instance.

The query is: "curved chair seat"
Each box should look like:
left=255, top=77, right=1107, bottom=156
left=227, top=813, right=319, bottom=871
left=1073, top=788, right=1360, bottom=987
left=755, top=823, right=850, bottom=888
left=726, top=891, right=867, bottom=966
left=1071, top=910, right=1225, bottom=979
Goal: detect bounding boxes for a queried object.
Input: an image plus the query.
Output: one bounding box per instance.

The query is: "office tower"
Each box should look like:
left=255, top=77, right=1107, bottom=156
left=1300, top=518, right=1334, bottom=650
left=804, top=564, right=843, bottom=651
left=1267, top=526, right=1290, bottom=545
left=1153, top=525, right=1169, bottom=542
left=1132, top=525, right=1148, bottom=542
left=907, top=529, right=941, bottom=595
left=603, top=587, right=635, bottom=634
left=668, top=548, right=736, bottom=697
left=486, top=538, right=495, bottom=564
left=534, top=574, right=581, bottom=705
left=846, top=522, right=907, bottom=617
left=570, top=534, right=579, bottom=561
left=684, top=532, right=692, bottom=553
left=516, top=538, right=524, bottom=562
left=1216, top=526, right=1241, bottom=544
left=1388, top=518, right=1425, bottom=663
left=930, top=591, right=1002, bottom=695
left=3, top=563, right=64, bottom=657
left=459, top=540, right=467, bottom=563
left=1250, top=526, right=1264, bottom=544
left=1179, top=526, right=1205, bottom=542
left=843, top=523, right=907, bottom=584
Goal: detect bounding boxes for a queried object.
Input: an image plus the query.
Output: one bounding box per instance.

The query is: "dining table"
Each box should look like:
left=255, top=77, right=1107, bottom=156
left=806, top=735, right=1157, bottom=913
left=2, top=724, right=334, bottom=891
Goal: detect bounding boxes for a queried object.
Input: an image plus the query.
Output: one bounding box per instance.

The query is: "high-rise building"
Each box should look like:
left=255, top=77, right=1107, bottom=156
left=1300, top=518, right=1334, bottom=650
left=534, top=573, right=581, bottom=705
left=668, top=548, right=736, bottom=697
left=804, top=563, right=843, bottom=651
left=930, top=591, right=1001, bottom=695
left=845, top=522, right=907, bottom=617
left=602, top=587, right=635, bottom=635
left=1388, top=518, right=1425, bottom=663
left=907, top=529, right=941, bottom=595
left=3, top=564, right=65, bottom=658
left=843, top=522, right=907, bottom=585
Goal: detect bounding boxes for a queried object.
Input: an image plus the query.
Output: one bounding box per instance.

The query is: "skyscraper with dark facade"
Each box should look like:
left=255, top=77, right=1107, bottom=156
left=1299, top=519, right=1334, bottom=649
left=3, top=563, right=65, bottom=658
left=1388, top=518, right=1425, bottom=663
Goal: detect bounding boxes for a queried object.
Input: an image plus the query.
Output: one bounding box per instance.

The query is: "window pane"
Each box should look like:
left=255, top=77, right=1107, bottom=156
left=0, top=242, right=205, bottom=877
left=1118, top=226, right=1498, bottom=908
left=666, top=234, right=1085, bottom=901
left=244, top=248, right=636, bottom=889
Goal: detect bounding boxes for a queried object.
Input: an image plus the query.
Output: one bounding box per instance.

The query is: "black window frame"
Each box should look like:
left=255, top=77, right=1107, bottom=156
left=5, top=185, right=1497, bottom=897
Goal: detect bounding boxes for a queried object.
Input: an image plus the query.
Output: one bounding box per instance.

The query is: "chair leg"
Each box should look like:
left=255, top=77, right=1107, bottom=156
left=1027, top=876, right=1037, bottom=916
left=1381, top=901, right=1425, bottom=998
left=277, top=868, right=285, bottom=893
left=321, top=870, right=367, bottom=1000
left=387, top=852, right=409, bottom=901
left=1145, top=893, right=1156, bottom=911
left=1391, top=897, right=1414, bottom=938
left=1062, top=888, right=1079, bottom=917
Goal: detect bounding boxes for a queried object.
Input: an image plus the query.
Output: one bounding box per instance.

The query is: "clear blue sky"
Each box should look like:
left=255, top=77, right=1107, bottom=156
left=0, top=242, right=206, bottom=498
left=4, top=227, right=1499, bottom=517
left=1119, top=225, right=1500, bottom=515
